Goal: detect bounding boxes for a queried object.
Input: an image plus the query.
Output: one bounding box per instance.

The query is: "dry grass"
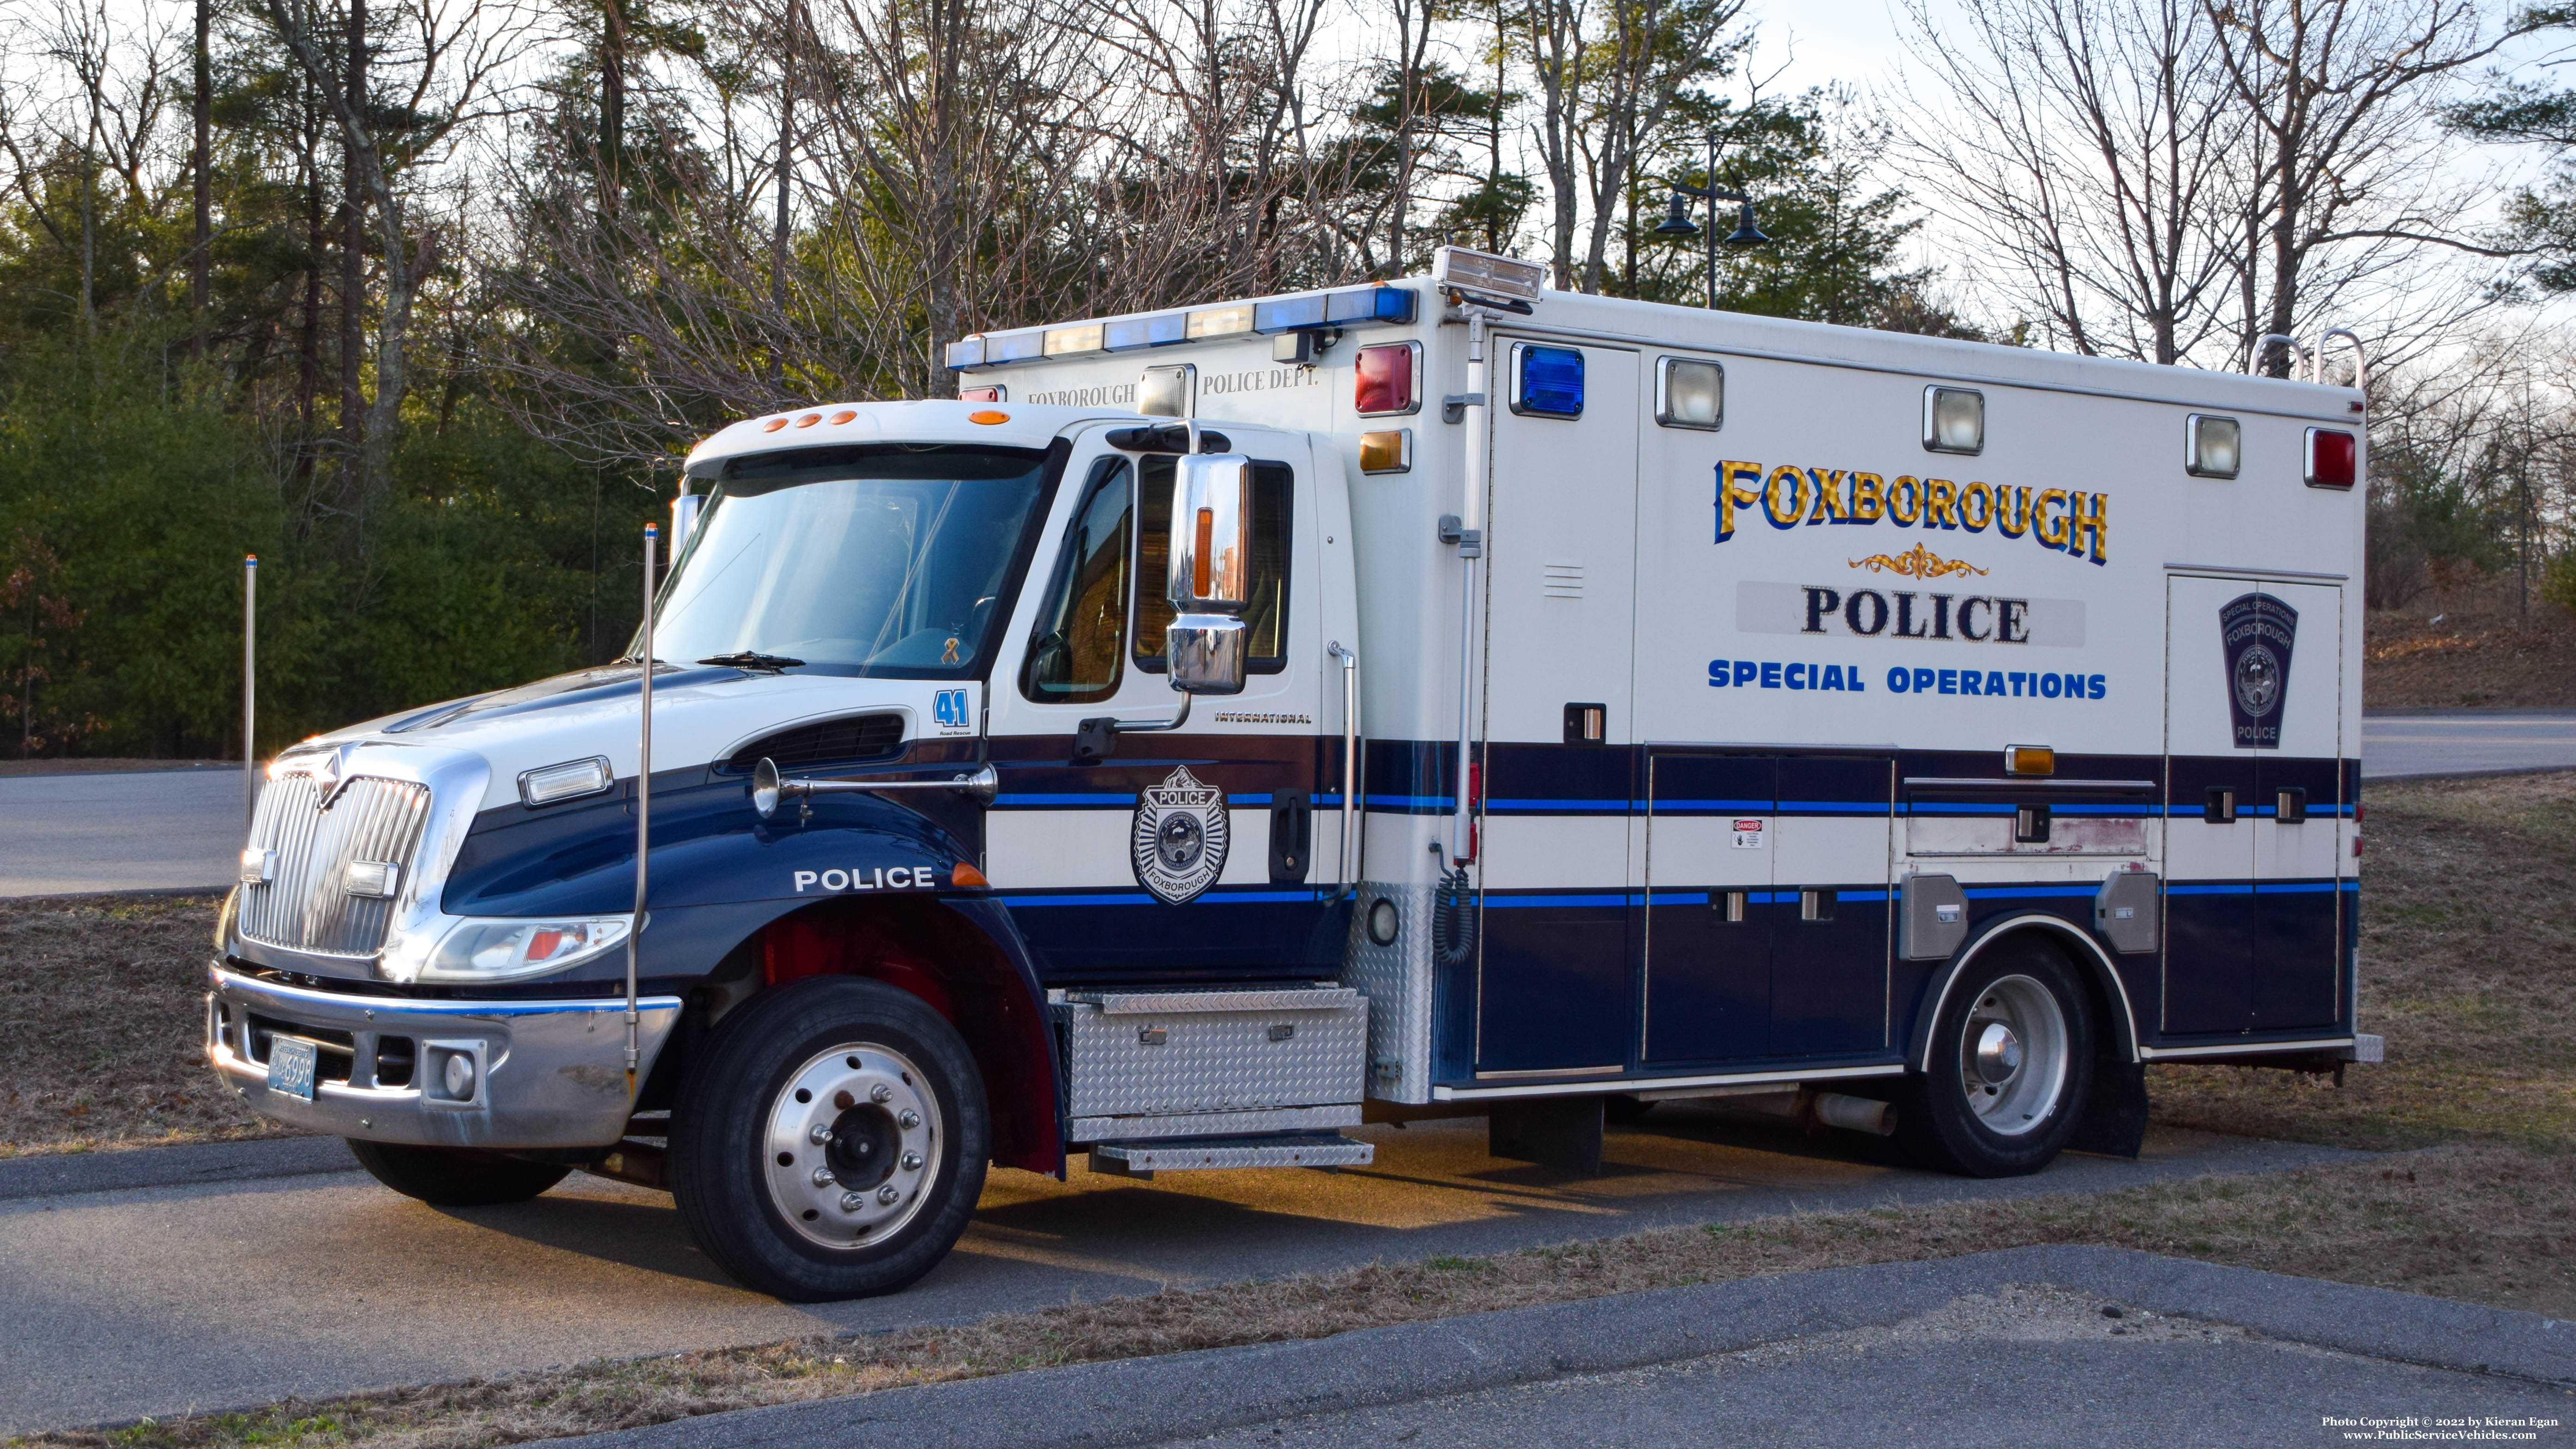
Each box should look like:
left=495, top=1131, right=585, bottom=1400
left=2152, top=770, right=2576, bottom=1153
left=8, top=776, right=2574, bottom=1448
left=0, top=894, right=274, bottom=1157
left=2367, top=575, right=2576, bottom=709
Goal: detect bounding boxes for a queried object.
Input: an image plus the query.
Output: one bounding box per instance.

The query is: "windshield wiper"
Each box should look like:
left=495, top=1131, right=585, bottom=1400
left=698, top=651, right=807, bottom=672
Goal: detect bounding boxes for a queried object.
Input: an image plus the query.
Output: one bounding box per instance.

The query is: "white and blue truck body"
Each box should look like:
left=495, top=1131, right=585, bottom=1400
left=206, top=249, right=2375, bottom=1299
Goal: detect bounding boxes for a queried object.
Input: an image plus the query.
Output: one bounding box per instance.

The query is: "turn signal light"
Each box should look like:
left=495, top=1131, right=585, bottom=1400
left=1358, top=430, right=1412, bottom=474
left=2006, top=744, right=2056, bottom=776
left=952, top=861, right=989, bottom=888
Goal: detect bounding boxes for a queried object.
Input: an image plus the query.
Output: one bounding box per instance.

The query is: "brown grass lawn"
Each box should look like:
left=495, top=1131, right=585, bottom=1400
left=2367, top=575, right=2576, bottom=709
left=9, top=772, right=2574, bottom=1449
left=0, top=894, right=272, bottom=1157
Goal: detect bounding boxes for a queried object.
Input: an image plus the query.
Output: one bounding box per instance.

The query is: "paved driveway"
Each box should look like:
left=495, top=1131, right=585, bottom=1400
left=0, top=1117, right=2358, bottom=1432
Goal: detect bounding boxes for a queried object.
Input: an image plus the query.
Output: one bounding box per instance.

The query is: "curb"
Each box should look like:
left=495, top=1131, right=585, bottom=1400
left=552, top=1246, right=2576, bottom=1449
left=0, top=1135, right=349, bottom=1202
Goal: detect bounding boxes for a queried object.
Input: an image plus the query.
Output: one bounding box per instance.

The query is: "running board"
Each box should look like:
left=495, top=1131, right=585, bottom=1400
left=1087, top=1132, right=1374, bottom=1180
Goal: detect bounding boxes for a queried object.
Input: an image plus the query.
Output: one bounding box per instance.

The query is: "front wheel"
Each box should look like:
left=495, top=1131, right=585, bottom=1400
left=1893, top=944, right=2094, bottom=1177
left=669, top=976, right=989, bottom=1302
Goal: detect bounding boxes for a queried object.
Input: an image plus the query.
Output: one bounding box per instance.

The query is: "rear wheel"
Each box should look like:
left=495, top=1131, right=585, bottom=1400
left=1894, top=944, right=2093, bottom=1177
left=346, top=1140, right=570, bottom=1206
left=669, top=976, right=988, bottom=1302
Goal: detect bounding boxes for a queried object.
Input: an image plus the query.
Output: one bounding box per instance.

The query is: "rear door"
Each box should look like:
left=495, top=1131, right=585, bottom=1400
left=984, top=428, right=1334, bottom=981
left=2162, top=573, right=2343, bottom=1032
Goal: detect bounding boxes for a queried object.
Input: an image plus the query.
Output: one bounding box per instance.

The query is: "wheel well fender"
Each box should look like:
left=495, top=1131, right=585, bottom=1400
left=1906, top=914, right=2140, bottom=1073
left=747, top=895, right=1063, bottom=1178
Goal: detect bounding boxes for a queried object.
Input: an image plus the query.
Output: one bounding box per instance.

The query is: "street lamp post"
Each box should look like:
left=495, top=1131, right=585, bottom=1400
left=1653, top=131, right=1770, bottom=308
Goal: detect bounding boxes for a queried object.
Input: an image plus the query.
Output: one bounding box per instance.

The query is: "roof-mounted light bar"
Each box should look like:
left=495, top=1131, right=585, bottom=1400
left=945, top=285, right=1417, bottom=372
left=1431, top=245, right=1545, bottom=305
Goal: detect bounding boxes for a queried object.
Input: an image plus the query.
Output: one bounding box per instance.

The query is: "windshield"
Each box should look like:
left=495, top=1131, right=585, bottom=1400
left=651, top=443, right=1056, bottom=676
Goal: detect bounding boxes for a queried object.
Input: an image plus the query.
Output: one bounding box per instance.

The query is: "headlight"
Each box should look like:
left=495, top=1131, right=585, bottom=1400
left=421, top=915, right=633, bottom=983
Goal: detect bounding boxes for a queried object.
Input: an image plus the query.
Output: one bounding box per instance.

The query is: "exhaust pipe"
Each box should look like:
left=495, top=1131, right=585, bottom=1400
left=1813, top=1091, right=1897, bottom=1136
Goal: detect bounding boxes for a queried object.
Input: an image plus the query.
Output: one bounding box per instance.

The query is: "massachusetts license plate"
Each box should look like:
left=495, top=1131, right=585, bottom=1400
left=267, top=1036, right=318, bottom=1103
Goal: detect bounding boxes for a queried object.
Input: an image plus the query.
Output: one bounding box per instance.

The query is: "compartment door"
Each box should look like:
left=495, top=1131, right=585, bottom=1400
left=1471, top=341, right=1641, bottom=1076
left=1642, top=753, right=1776, bottom=1063
left=1768, top=756, right=1895, bottom=1056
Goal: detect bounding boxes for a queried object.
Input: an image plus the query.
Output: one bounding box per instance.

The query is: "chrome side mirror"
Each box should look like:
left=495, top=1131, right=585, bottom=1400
left=1165, top=453, right=1252, bottom=697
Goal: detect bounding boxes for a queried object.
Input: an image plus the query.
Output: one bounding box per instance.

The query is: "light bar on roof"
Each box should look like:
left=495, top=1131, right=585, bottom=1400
left=1105, top=312, right=1188, bottom=352
left=944, top=284, right=1419, bottom=372
left=1432, top=245, right=1545, bottom=303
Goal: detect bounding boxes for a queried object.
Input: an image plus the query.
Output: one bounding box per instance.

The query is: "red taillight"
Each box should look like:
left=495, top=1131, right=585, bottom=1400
left=958, top=385, right=1003, bottom=403
left=2306, top=428, right=2357, bottom=488
left=1355, top=343, right=1416, bottom=416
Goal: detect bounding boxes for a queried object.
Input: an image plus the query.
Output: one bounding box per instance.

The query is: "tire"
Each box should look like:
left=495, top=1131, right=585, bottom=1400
left=346, top=1140, right=571, bottom=1206
left=668, top=975, right=989, bottom=1302
left=1893, top=943, right=2095, bottom=1178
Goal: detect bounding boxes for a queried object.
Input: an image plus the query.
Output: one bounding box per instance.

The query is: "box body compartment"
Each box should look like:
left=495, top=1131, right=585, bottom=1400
left=1056, top=985, right=1369, bottom=1142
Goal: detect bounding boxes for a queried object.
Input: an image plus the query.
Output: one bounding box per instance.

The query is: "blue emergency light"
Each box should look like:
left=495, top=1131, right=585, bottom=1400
left=1517, top=344, right=1585, bottom=418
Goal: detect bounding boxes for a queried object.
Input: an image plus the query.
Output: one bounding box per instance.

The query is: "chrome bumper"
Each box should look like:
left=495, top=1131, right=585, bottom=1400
left=204, top=962, right=683, bottom=1150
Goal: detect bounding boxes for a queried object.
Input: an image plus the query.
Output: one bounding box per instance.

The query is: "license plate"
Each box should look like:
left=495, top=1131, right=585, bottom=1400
left=267, top=1036, right=318, bottom=1103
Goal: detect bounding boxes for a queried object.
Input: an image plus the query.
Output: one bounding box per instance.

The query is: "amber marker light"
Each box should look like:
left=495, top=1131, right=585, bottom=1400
left=830, top=409, right=857, bottom=424
left=1358, top=429, right=1411, bottom=474
left=969, top=409, right=1010, bottom=425
left=952, top=861, right=989, bottom=888
left=761, top=417, right=789, bottom=432
left=2006, top=744, right=2057, bottom=776
left=794, top=413, right=822, bottom=427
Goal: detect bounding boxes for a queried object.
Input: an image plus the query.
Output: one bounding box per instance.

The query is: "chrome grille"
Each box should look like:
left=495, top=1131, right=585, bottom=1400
left=238, top=772, right=433, bottom=957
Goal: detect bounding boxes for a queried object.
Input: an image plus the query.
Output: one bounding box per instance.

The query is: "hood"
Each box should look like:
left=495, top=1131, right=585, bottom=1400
left=290, top=667, right=986, bottom=814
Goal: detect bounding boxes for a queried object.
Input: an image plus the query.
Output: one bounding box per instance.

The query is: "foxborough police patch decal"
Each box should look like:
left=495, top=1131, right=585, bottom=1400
left=1132, top=765, right=1229, bottom=904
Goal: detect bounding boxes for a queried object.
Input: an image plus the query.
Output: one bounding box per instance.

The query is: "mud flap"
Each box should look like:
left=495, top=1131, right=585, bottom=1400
left=2069, top=1056, right=2149, bottom=1158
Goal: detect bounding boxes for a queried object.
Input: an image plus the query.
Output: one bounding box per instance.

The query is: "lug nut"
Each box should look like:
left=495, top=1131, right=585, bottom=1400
left=811, top=1167, right=837, bottom=1188
left=839, top=1190, right=866, bottom=1214
left=876, top=1184, right=901, bottom=1205
left=901, top=1152, right=923, bottom=1171
left=808, top=1123, right=831, bottom=1145
left=869, top=1083, right=893, bottom=1104
left=897, top=1109, right=921, bottom=1130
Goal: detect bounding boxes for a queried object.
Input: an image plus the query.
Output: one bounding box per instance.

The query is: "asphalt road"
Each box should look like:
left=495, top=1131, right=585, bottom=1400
left=0, top=713, right=2564, bottom=897
left=577, top=1245, right=2576, bottom=1449
left=0, top=767, right=250, bottom=897
left=0, top=1116, right=2361, bottom=1433
left=2360, top=709, right=2576, bottom=780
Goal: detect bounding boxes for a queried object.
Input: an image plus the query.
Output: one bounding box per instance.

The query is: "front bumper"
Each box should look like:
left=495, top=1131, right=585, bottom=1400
left=204, top=962, right=683, bottom=1150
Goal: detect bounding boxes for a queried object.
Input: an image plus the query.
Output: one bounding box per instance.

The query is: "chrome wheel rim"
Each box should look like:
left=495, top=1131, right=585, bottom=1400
left=1957, top=974, right=2067, bottom=1137
left=764, top=1042, right=943, bottom=1249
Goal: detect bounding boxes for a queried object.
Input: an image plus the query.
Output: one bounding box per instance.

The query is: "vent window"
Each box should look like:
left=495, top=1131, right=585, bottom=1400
left=723, top=714, right=906, bottom=774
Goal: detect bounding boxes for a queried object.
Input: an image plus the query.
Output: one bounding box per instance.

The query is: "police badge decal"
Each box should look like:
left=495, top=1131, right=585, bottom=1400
left=2217, top=592, right=2298, bottom=750
left=1132, top=765, right=1230, bottom=904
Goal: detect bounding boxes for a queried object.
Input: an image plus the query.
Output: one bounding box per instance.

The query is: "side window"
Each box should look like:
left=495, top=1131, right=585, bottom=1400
left=1019, top=458, right=1131, bottom=705
left=1134, top=456, right=1292, bottom=673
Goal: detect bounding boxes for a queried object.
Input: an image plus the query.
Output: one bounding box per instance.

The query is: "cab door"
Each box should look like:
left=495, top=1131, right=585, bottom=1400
left=983, top=427, right=1337, bottom=983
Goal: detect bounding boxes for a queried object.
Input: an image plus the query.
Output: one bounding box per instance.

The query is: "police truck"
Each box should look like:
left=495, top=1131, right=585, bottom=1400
left=207, top=247, right=2376, bottom=1300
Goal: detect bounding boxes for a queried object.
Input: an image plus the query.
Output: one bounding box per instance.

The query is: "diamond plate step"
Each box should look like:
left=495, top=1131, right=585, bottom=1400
left=1087, top=1132, right=1375, bottom=1178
